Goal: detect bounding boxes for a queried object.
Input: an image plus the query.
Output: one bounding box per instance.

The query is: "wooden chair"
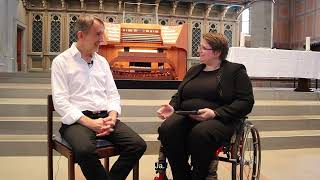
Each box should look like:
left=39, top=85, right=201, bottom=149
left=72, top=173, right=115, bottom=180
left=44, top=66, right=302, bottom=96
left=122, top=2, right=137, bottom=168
left=47, top=95, right=139, bottom=180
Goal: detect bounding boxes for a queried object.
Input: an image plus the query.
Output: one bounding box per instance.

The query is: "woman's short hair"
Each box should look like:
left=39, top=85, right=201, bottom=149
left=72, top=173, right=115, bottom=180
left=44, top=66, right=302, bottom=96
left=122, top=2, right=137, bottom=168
left=202, top=32, right=229, bottom=60
left=74, top=16, right=104, bottom=39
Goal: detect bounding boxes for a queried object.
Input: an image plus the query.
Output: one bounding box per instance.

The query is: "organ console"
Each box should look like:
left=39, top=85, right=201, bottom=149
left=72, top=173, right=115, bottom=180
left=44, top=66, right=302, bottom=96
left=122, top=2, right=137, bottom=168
left=98, top=22, right=188, bottom=80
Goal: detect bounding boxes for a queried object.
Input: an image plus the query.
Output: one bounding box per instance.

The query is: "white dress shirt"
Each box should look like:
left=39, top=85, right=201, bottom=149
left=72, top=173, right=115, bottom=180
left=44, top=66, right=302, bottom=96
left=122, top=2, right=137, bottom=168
left=51, top=43, right=121, bottom=125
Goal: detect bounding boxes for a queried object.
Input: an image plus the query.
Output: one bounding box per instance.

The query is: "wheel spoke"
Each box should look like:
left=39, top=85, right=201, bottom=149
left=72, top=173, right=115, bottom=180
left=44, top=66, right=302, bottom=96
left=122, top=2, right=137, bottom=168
left=231, top=121, right=261, bottom=180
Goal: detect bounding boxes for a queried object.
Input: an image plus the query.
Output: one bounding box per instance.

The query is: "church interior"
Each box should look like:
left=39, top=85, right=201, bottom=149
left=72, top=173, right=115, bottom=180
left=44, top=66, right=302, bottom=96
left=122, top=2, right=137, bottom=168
left=0, top=0, right=320, bottom=179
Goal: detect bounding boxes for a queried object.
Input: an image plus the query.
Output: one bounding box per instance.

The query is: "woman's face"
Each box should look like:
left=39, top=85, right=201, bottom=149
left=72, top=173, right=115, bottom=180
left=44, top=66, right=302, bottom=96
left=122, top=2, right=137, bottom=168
left=198, top=39, right=221, bottom=65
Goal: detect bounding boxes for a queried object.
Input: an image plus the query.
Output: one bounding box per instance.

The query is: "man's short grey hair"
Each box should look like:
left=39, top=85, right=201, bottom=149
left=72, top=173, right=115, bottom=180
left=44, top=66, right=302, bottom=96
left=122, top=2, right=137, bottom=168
left=74, top=16, right=104, bottom=39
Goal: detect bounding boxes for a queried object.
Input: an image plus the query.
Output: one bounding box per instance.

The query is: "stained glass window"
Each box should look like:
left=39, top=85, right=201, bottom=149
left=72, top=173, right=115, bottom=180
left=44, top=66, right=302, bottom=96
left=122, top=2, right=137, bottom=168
left=208, top=21, right=219, bottom=33
left=69, top=15, right=79, bottom=47
left=50, top=14, right=61, bottom=52
left=192, top=21, right=201, bottom=57
left=141, top=16, right=153, bottom=24
left=106, top=16, right=117, bottom=23
left=32, top=14, right=43, bottom=52
left=124, top=15, right=135, bottom=23
left=176, top=19, right=185, bottom=25
left=159, top=18, right=168, bottom=25
left=224, top=24, right=233, bottom=47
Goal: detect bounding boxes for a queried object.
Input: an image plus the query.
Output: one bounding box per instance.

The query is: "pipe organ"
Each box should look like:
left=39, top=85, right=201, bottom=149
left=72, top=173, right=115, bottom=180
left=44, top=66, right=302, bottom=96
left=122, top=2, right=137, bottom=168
left=99, top=23, right=188, bottom=80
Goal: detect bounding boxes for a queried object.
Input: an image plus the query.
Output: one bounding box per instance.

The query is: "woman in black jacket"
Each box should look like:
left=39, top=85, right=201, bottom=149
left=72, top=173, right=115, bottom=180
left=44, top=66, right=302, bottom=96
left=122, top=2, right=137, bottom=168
left=157, top=32, right=254, bottom=180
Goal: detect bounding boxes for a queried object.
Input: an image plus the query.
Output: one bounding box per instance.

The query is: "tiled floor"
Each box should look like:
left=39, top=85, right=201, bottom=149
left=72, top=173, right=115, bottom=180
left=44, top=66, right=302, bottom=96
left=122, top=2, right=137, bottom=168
left=0, top=148, right=319, bottom=180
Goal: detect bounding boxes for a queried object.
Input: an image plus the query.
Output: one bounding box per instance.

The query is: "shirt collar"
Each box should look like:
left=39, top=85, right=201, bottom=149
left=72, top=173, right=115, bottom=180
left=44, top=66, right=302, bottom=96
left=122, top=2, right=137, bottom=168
left=69, top=42, right=97, bottom=60
left=69, top=43, right=81, bottom=58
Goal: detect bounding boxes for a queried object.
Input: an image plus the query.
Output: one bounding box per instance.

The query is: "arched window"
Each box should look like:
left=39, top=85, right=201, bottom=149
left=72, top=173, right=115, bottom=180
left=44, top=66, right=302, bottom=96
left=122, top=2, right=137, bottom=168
left=224, top=24, right=233, bottom=47
left=176, top=19, right=185, bottom=25
left=159, top=18, right=169, bottom=25
left=141, top=17, right=153, bottom=24
left=50, top=14, right=61, bottom=52
left=191, top=21, right=202, bottom=57
left=208, top=21, right=219, bottom=33
left=106, top=16, right=118, bottom=23
left=69, top=15, right=79, bottom=47
left=241, top=9, right=250, bottom=34
left=32, top=14, right=43, bottom=52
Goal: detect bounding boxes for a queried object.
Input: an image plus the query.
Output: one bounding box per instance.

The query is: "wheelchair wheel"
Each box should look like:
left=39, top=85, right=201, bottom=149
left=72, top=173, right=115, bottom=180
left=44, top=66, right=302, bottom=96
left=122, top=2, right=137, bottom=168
left=154, top=145, right=173, bottom=180
left=231, top=122, right=261, bottom=180
left=154, top=166, right=173, bottom=180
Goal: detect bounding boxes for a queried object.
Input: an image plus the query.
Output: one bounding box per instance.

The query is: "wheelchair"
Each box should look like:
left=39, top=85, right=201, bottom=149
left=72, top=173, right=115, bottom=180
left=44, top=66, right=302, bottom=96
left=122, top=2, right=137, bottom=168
left=154, top=118, right=261, bottom=180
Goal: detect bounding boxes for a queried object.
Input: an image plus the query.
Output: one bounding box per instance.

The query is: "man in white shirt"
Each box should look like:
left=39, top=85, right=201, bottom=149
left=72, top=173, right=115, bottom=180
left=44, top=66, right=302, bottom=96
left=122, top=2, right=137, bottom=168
left=51, top=15, right=146, bottom=180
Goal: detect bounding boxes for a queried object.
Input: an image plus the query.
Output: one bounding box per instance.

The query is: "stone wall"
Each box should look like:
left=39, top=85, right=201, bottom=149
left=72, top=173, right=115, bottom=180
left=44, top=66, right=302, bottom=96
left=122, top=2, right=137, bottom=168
left=0, top=0, right=27, bottom=72
left=250, top=0, right=273, bottom=48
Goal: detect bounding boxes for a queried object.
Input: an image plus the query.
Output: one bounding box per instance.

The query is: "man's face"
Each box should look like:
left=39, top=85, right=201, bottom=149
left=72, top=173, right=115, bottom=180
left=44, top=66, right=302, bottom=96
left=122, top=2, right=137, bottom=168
left=80, top=20, right=105, bottom=53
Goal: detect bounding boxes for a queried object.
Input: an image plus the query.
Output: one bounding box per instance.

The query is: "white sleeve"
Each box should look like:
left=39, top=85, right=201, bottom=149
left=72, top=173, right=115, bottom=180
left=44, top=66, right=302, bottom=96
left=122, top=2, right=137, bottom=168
left=104, top=62, right=121, bottom=115
left=51, top=59, right=83, bottom=125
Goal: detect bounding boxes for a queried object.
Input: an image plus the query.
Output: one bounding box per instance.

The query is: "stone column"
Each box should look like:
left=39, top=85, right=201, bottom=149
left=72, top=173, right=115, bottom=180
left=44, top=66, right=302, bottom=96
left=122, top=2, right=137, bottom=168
left=0, top=0, right=8, bottom=71
left=250, top=1, right=273, bottom=48
left=0, top=0, right=18, bottom=72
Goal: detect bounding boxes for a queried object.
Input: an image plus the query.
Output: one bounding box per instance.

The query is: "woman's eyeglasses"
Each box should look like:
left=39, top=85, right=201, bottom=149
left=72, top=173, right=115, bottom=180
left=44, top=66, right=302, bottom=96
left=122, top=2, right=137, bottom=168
left=198, top=45, right=213, bottom=51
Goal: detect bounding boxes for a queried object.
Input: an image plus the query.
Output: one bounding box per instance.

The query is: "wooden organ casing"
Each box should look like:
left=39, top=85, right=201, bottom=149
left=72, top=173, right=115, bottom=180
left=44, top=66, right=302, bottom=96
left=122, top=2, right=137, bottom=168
left=98, top=23, right=188, bottom=80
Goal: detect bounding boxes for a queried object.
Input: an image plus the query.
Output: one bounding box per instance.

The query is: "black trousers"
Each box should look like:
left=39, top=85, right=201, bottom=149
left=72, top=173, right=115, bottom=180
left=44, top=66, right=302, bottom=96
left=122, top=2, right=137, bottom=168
left=60, top=112, right=147, bottom=180
left=158, top=113, right=236, bottom=180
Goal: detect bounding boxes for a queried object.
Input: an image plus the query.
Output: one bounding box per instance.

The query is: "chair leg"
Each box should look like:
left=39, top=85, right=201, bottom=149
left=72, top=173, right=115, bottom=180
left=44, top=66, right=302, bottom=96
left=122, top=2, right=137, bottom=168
left=48, top=148, right=53, bottom=180
left=133, top=162, right=139, bottom=180
left=68, top=155, right=75, bottom=180
left=104, top=157, right=110, bottom=173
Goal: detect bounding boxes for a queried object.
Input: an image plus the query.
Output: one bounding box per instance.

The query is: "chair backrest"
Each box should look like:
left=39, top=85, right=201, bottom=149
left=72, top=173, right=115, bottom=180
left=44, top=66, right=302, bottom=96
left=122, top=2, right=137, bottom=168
left=48, top=95, right=55, bottom=111
left=47, top=95, right=54, bottom=147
